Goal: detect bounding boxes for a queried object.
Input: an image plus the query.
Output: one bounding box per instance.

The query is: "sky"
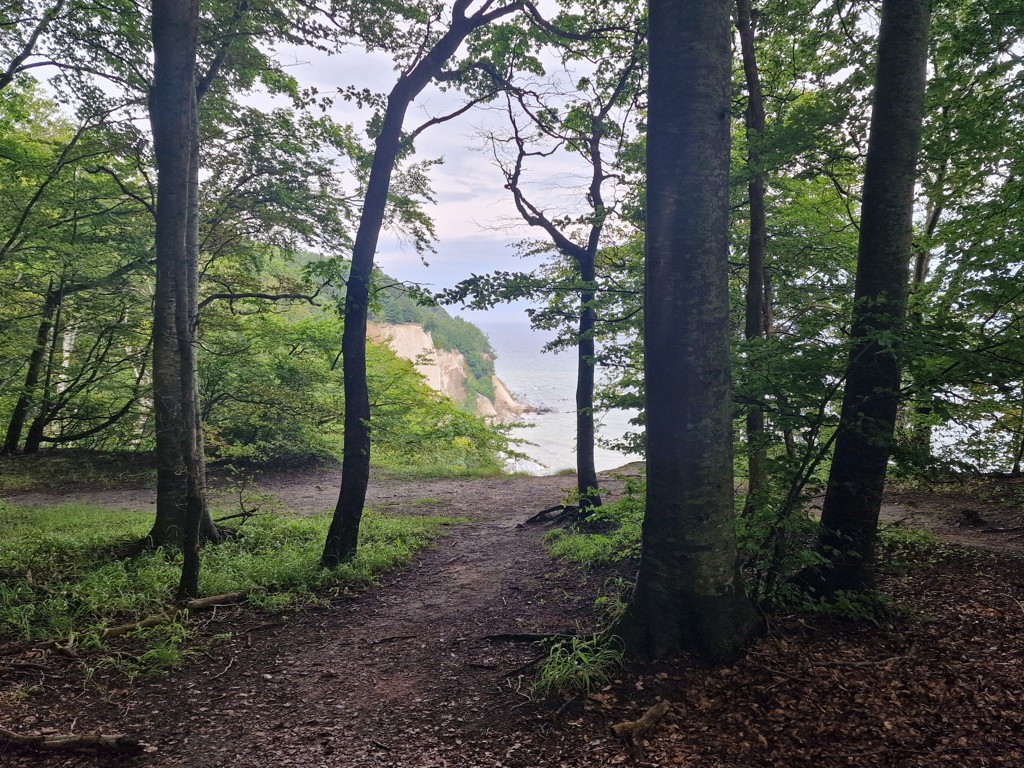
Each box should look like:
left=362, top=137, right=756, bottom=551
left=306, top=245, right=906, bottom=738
left=266, top=26, right=594, bottom=324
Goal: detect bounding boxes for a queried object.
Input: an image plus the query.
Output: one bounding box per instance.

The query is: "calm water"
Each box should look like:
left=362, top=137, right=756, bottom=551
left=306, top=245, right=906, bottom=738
left=475, top=318, right=642, bottom=475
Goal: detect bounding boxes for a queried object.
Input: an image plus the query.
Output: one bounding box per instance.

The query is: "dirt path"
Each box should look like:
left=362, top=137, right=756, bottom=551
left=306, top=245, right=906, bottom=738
left=2, top=469, right=640, bottom=768
left=3, top=467, right=1023, bottom=767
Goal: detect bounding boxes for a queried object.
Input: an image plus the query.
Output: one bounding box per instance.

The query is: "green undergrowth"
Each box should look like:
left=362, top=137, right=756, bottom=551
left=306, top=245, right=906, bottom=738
left=0, top=501, right=456, bottom=675
left=545, top=482, right=645, bottom=567
left=877, top=522, right=953, bottom=568
left=533, top=633, right=625, bottom=697
left=374, top=459, right=511, bottom=480
left=0, top=451, right=157, bottom=492
left=543, top=479, right=959, bottom=625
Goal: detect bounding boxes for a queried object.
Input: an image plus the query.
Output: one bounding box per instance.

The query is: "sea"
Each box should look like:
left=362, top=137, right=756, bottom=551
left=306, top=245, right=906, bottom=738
left=475, top=318, right=643, bottom=476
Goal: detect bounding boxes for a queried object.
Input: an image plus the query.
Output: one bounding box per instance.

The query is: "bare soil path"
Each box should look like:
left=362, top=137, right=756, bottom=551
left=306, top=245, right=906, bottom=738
left=2, top=468, right=641, bottom=768
left=3, top=466, right=1024, bottom=767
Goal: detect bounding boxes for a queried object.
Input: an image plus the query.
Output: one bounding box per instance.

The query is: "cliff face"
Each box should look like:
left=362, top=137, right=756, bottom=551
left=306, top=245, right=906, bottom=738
left=367, top=322, right=525, bottom=422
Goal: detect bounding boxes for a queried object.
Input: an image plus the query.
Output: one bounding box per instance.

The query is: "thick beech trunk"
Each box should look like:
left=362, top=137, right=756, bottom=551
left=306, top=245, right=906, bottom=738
left=816, top=0, right=931, bottom=592
left=618, top=0, right=758, bottom=661
left=148, top=0, right=210, bottom=574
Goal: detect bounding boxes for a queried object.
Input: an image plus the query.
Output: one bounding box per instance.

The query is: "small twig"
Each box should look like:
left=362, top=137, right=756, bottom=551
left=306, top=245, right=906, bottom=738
left=480, top=632, right=570, bottom=643
left=210, top=655, right=236, bottom=680
left=553, top=694, right=579, bottom=718
left=213, top=510, right=257, bottom=524
left=812, top=645, right=915, bottom=668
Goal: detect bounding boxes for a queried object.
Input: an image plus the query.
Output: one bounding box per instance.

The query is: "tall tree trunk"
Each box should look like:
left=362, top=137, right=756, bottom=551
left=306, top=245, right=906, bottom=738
left=186, top=102, right=219, bottom=544
left=905, top=183, right=944, bottom=465
left=148, top=0, right=205, bottom=569
left=3, top=282, right=59, bottom=454
left=815, top=0, right=931, bottom=593
left=736, top=0, right=769, bottom=516
left=321, top=87, right=408, bottom=567
left=322, top=0, right=520, bottom=566
left=618, top=0, right=758, bottom=661
left=575, top=267, right=601, bottom=509
left=1012, top=393, right=1024, bottom=476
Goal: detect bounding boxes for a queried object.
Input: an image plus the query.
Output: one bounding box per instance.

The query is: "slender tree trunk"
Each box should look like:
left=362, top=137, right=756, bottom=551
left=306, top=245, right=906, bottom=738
left=322, top=1, right=517, bottom=566
left=815, top=0, right=931, bottom=593
left=23, top=280, right=65, bottom=454
left=576, top=260, right=601, bottom=508
left=3, top=282, right=59, bottom=454
left=321, top=89, right=408, bottom=567
left=186, top=103, right=219, bottom=545
left=736, top=0, right=769, bottom=516
left=618, top=0, right=758, bottom=661
left=905, top=186, right=944, bottom=464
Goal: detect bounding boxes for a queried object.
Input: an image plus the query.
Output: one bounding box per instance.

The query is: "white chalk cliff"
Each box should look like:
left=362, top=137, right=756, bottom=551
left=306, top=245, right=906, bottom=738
left=366, top=322, right=526, bottom=422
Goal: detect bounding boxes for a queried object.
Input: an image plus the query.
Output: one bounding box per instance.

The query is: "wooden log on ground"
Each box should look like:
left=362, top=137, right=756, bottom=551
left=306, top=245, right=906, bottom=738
left=0, top=726, right=143, bottom=753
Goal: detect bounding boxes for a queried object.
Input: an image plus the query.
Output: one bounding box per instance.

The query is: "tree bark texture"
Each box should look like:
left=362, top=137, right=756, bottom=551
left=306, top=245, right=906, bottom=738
left=817, top=0, right=931, bottom=592
left=736, top=0, right=769, bottom=515
left=575, top=267, right=601, bottom=508
left=148, top=0, right=207, bottom=573
left=619, top=0, right=758, bottom=661
left=21, top=279, right=64, bottom=454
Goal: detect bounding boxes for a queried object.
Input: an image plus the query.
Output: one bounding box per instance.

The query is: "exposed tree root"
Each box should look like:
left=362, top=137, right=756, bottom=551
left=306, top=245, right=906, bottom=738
left=522, top=504, right=594, bottom=526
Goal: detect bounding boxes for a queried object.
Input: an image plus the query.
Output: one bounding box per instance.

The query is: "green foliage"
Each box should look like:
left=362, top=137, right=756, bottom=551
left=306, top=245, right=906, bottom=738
left=534, top=634, right=624, bottom=698
left=0, top=450, right=156, bottom=492
left=877, top=523, right=951, bottom=569
left=773, top=587, right=904, bottom=623
left=0, top=500, right=456, bottom=669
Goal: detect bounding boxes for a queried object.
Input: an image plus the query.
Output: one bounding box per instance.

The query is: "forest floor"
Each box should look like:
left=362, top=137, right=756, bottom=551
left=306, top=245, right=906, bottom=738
left=2, top=464, right=1024, bottom=767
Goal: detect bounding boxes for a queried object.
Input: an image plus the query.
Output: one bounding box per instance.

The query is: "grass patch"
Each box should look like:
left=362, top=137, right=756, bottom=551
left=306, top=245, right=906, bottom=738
left=0, top=500, right=456, bottom=673
left=0, top=450, right=157, bottom=492
left=534, top=634, right=624, bottom=697
left=374, top=460, right=510, bottom=479
left=545, top=485, right=644, bottom=567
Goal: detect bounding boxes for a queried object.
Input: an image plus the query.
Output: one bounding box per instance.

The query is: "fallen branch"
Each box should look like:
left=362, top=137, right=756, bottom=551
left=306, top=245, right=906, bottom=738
left=213, top=510, right=257, bottom=524
left=99, top=591, right=249, bottom=641
left=0, top=725, right=143, bottom=753
left=612, top=699, right=672, bottom=759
